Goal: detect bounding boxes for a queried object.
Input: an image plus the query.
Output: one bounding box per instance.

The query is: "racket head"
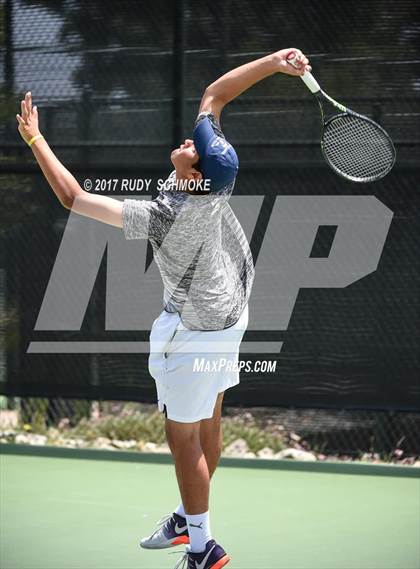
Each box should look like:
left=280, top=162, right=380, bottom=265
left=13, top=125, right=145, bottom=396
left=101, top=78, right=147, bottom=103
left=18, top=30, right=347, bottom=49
left=321, top=112, right=396, bottom=183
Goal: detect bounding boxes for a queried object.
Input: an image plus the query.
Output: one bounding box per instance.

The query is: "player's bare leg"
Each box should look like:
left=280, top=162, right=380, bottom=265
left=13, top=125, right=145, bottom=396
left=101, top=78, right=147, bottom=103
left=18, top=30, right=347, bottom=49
left=200, top=391, right=224, bottom=478
left=165, top=419, right=209, bottom=514
left=165, top=418, right=215, bottom=553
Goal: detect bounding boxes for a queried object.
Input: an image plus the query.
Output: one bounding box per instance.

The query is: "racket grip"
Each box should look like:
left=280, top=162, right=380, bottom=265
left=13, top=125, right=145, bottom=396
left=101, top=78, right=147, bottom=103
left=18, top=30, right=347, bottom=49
left=287, top=53, right=321, bottom=94
left=299, top=71, right=321, bottom=94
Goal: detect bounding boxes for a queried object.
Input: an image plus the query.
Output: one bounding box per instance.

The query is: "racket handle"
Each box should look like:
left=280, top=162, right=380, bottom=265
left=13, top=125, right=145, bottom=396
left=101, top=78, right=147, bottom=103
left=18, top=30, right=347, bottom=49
left=299, top=71, right=321, bottom=94
left=287, top=53, right=321, bottom=93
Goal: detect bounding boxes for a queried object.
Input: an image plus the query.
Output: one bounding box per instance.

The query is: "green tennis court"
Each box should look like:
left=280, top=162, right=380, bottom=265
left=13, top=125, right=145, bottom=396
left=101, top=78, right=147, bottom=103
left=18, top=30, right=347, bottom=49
left=1, top=447, right=419, bottom=569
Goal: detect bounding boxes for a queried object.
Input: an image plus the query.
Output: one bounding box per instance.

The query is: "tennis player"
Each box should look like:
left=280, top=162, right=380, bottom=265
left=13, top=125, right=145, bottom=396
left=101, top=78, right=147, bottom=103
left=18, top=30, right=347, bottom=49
left=16, top=47, right=310, bottom=569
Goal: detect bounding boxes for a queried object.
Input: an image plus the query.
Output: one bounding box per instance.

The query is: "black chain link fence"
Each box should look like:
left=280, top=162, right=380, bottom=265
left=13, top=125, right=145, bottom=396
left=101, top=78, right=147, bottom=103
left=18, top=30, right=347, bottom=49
left=1, top=0, right=419, bottom=459
left=1, top=397, right=419, bottom=461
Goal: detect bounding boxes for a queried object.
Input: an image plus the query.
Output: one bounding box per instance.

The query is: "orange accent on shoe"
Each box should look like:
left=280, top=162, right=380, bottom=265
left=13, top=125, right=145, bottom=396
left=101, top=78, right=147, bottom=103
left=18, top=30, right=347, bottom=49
left=212, top=554, right=230, bottom=569
left=171, top=536, right=190, bottom=545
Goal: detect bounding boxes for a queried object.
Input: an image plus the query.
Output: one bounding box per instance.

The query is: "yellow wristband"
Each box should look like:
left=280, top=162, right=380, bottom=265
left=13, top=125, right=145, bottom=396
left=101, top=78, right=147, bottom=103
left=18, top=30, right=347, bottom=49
left=28, top=134, right=43, bottom=147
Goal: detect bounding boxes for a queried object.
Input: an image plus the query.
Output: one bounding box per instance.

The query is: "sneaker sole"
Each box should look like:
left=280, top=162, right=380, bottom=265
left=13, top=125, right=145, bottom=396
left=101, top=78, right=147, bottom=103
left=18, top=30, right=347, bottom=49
left=171, top=536, right=190, bottom=546
left=212, top=554, right=230, bottom=569
left=139, top=536, right=190, bottom=549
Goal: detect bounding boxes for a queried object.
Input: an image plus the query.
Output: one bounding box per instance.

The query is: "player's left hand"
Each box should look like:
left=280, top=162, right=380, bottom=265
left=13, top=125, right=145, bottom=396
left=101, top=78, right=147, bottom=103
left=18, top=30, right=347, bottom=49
left=274, top=48, right=311, bottom=76
left=16, top=91, right=41, bottom=144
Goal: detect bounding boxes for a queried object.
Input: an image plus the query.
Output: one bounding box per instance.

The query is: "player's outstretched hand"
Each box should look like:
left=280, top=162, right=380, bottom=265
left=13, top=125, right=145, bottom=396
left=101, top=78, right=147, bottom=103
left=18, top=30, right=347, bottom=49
left=16, top=91, right=41, bottom=144
left=274, top=48, right=311, bottom=76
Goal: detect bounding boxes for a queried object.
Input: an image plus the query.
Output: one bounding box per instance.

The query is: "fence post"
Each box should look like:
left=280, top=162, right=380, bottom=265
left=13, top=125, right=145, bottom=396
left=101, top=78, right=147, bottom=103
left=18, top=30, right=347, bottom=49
left=173, top=0, right=185, bottom=146
left=4, top=0, right=14, bottom=148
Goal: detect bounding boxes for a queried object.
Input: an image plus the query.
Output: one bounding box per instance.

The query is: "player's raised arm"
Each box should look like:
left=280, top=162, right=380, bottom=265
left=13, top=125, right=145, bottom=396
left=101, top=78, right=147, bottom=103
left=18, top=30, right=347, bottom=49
left=198, top=48, right=311, bottom=121
left=16, top=92, right=123, bottom=228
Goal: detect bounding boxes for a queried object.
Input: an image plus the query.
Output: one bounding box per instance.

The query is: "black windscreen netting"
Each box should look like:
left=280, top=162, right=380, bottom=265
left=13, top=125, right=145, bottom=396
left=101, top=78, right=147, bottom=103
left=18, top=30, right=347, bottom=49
left=0, top=0, right=419, bottom=411
left=1, top=167, right=419, bottom=410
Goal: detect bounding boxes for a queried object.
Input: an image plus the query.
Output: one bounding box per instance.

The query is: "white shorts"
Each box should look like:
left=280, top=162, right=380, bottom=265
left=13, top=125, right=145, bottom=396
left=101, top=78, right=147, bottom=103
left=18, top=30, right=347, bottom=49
left=148, top=305, right=249, bottom=423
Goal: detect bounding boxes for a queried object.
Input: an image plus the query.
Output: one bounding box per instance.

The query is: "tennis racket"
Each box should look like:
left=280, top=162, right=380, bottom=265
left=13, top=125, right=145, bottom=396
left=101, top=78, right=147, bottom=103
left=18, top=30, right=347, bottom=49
left=288, top=55, right=396, bottom=182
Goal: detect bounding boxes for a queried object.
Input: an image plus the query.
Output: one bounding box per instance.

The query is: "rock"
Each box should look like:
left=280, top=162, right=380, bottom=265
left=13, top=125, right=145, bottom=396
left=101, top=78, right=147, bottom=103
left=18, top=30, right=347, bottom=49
left=361, top=453, right=373, bottom=462
left=360, top=452, right=381, bottom=462
left=275, top=448, right=317, bottom=461
left=54, top=436, right=72, bottom=447
left=58, top=437, right=86, bottom=448
left=29, top=434, right=47, bottom=446
left=62, top=438, right=77, bottom=448
left=154, top=443, right=170, bottom=454
left=0, top=430, right=17, bottom=441
left=413, top=461, right=420, bottom=468
left=112, top=439, right=138, bottom=450
left=289, top=432, right=301, bottom=442
left=0, top=410, right=19, bottom=428
left=257, top=447, right=275, bottom=459
left=223, top=438, right=250, bottom=457
left=401, top=457, right=415, bottom=465
left=47, top=428, right=60, bottom=440
left=93, top=437, right=115, bottom=450
left=15, top=433, right=47, bottom=446
left=243, top=452, right=256, bottom=459
left=94, top=436, right=111, bottom=445
left=15, top=433, right=31, bottom=444
left=143, top=442, right=158, bottom=452
left=242, top=412, right=254, bottom=423
left=58, top=418, right=70, bottom=430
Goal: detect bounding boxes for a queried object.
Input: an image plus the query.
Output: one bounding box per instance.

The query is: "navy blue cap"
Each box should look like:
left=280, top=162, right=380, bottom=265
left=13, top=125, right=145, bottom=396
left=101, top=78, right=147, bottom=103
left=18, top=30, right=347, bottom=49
left=193, top=116, right=239, bottom=192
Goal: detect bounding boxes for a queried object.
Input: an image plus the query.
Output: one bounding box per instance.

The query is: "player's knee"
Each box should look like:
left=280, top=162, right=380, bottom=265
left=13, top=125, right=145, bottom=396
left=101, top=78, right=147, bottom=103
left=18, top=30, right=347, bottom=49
left=165, top=419, right=201, bottom=451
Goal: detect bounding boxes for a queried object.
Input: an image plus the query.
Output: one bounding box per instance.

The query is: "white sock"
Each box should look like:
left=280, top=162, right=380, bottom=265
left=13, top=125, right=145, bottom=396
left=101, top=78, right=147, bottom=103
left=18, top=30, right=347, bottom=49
left=185, top=511, right=212, bottom=553
left=174, top=502, right=186, bottom=518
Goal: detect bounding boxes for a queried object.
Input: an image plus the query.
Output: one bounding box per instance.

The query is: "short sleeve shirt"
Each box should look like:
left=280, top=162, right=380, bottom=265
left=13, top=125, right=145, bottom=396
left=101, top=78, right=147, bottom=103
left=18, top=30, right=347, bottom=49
left=122, top=112, right=255, bottom=330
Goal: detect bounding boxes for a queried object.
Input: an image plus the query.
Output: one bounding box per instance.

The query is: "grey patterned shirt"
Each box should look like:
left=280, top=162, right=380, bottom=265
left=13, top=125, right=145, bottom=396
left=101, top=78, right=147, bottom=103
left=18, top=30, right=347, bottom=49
left=122, top=112, right=254, bottom=330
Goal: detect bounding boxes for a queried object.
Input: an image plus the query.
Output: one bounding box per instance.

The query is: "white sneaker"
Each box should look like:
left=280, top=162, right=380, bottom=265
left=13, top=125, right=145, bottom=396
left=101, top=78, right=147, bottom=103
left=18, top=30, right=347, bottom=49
left=140, top=513, right=190, bottom=549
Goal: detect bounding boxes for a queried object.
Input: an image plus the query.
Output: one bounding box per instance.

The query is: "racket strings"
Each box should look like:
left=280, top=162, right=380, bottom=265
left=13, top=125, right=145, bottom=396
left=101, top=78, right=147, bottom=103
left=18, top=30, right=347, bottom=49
left=322, top=115, right=395, bottom=181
